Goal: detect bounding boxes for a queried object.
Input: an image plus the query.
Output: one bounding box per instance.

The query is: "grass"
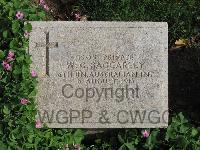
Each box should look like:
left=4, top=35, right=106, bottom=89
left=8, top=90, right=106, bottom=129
left=77, top=0, right=200, bottom=46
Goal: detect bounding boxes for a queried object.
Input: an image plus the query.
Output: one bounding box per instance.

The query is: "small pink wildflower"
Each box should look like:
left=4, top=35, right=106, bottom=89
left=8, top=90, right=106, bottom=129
left=6, top=56, right=14, bottom=62
left=2, top=61, right=11, bottom=71
left=39, top=0, right=49, bottom=11
left=35, top=120, right=42, bottom=128
left=5, top=64, right=11, bottom=71
left=20, top=98, right=28, bottom=105
left=31, top=70, right=37, bottom=77
left=16, top=11, right=24, bottom=20
left=7, top=51, right=14, bottom=58
left=6, top=51, right=14, bottom=62
left=142, top=130, right=150, bottom=138
left=66, top=144, right=69, bottom=150
left=39, top=0, right=46, bottom=6
left=24, top=31, right=30, bottom=38
left=43, top=4, right=49, bottom=11
left=75, top=13, right=81, bottom=21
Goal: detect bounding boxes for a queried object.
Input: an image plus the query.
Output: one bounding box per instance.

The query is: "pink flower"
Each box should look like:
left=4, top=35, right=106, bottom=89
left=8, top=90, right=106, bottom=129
left=2, top=61, right=12, bottom=71
left=5, top=64, right=11, bottom=71
left=24, top=31, right=30, bottom=38
left=39, top=0, right=49, bottom=11
left=66, top=144, right=69, bottom=150
left=6, top=56, right=14, bottom=62
left=39, top=0, right=46, bottom=6
left=43, top=4, right=49, bottom=11
left=6, top=51, right=14, bottom=62
left=16, top=11, right=24, bottom=20
left=75, top=13, right=81, bottom=21
left=31, top=70, right=37, bottom=77
left=20, top=98, right=28, bottom=105
left=35, top=120, right=42, bottom=128
left=7, top=51, right=14, bottom=58
left=142, top=130, right=150, bottom=138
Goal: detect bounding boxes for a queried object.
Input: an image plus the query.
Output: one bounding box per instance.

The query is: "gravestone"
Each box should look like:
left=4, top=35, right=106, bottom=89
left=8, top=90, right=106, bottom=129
left=29, top=21, right=168, bottom=128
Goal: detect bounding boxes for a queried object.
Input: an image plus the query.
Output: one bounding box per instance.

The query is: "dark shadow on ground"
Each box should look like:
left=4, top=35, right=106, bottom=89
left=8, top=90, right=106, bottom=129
left=169, top=47, right=200, bottom=124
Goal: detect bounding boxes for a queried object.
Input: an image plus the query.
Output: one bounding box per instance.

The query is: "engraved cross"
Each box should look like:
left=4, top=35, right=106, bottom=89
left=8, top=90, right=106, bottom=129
left=35, top=31, right=58, bottom=76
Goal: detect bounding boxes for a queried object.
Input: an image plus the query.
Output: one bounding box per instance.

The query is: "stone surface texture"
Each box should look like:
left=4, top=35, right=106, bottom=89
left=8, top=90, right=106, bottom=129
left=29, top=21, right=168, bottom=128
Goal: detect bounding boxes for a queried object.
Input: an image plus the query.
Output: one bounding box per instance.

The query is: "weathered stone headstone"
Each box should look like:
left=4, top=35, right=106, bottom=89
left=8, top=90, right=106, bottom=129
left=29, top=21, right=168, bottom=128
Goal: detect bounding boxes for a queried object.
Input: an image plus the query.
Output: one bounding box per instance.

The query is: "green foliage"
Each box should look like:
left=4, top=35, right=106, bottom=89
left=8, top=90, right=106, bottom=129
left=79, top=0, right=200, bottom=46
left=0, top=0, right=84, bottom=149
left=90, top=113, right=199, bottom=150
left=165, top=113, right=200, bottom=150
